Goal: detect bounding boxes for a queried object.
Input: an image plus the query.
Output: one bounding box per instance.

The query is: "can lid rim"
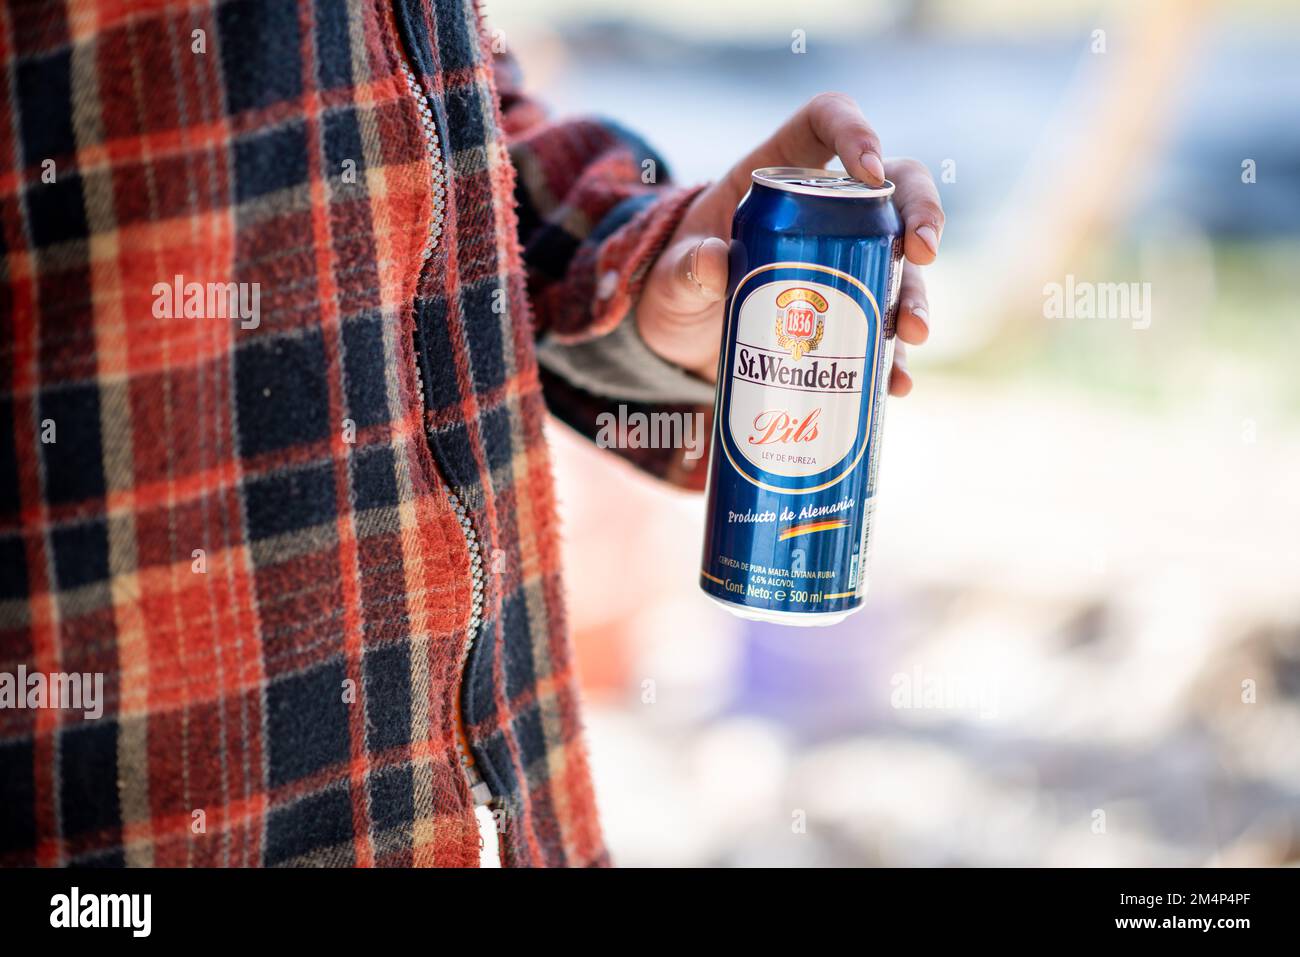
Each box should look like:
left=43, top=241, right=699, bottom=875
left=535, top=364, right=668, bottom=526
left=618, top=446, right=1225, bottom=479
left=752, top=166, right=895, bottom=198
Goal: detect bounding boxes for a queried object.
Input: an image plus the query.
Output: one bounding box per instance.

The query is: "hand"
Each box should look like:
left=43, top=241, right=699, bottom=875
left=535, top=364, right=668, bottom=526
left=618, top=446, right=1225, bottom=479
left=636, top=93, right=944, bottom=397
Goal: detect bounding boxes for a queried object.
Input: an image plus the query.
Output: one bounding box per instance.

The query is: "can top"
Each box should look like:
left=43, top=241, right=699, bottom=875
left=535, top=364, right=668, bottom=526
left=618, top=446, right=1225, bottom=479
left=752, top=166, right=895, bottom=199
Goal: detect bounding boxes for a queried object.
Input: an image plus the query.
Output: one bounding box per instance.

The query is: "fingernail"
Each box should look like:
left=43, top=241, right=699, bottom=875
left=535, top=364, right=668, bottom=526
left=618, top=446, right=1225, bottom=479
left=908, top=303, right=929, bottom=327
left=697, top=237, right=729, bottom=301
left=915, top=224, right=940, bottom=255
left=685, top=240, right=704, bottom=289
left=859, top=151, right=885, bottom=185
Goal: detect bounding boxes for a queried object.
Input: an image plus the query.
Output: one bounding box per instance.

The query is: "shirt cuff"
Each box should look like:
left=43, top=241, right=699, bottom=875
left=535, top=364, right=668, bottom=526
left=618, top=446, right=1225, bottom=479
left=536, top=307, right=717, bottom=406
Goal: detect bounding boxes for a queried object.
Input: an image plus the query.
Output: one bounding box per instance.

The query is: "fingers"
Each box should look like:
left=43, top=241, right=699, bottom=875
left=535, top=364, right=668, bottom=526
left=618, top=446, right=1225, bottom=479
left=895, top=261, right=929, bottom=345
left=716, top=92, right=884, bottom=210
left=802, top=92, right=884, bottom=185
left=888, top=342, right=913, bottom=397
left=891, top=261, right=929, bottom=394
left=886, top=157, right=945, bottom=266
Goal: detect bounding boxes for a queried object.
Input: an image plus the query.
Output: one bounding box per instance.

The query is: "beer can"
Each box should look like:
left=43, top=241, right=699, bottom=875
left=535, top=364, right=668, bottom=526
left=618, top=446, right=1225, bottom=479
left=699, top=167, right=904, bottom=626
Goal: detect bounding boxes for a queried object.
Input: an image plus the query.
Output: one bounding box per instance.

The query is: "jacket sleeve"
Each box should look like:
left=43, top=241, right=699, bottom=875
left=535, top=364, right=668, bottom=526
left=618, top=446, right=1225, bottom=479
left=495, top=52, right=714, bottom=490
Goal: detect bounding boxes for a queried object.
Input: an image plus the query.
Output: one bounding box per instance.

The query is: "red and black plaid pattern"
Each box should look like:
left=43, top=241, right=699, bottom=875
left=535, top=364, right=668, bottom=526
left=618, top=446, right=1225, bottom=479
left=1, top=0, right=703, bottom=867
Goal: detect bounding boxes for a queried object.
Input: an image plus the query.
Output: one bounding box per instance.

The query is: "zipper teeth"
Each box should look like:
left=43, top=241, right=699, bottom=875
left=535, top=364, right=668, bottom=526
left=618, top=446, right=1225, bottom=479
left=446, top=489, right=486, bottom=784
left=406, top=358, right=489, bottom=797
left=399, top=59, right=447, bottom=263
left=398, top=54, right=490, bottom=803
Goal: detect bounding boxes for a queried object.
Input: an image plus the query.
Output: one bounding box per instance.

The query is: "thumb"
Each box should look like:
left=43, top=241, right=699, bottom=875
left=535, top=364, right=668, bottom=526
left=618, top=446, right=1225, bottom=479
left=669, top=236, right=729, bottom=306
left=637, top=235, right=731, bottom=381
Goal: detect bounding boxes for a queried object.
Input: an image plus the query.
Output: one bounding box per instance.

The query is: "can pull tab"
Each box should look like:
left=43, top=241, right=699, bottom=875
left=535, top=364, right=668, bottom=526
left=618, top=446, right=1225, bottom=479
left=883, top=236, right=905, bottom=339
left=790, top=175, right=859, bottom=189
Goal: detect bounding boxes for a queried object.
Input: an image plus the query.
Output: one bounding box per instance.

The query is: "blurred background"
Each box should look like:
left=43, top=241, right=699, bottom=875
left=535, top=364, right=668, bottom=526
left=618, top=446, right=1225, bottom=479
left=487, top=0, right=1300, bottom=865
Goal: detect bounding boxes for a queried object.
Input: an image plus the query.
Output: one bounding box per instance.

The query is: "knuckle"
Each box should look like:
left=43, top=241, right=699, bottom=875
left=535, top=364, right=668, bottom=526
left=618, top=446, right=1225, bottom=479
left=906, top=196, right=946, bottom=228
left=857, top=126, right=883, bottom=149
left=806, top=90, right=856, bottom=115
left=893, top=156, right=928, bottom=178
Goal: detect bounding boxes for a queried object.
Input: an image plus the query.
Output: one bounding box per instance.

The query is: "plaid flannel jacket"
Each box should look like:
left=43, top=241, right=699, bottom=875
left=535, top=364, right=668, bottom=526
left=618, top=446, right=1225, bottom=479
left=0, top=0, right=709, bottom=867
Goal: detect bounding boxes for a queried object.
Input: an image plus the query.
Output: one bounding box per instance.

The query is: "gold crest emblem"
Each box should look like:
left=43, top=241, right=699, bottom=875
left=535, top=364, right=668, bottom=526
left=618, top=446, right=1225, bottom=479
left=774, top=287, right=827, bottom=360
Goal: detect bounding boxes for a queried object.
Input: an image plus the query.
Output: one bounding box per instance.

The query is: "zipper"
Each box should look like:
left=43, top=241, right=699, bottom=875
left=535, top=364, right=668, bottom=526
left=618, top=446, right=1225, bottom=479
left=399, top=59, right=447, bottom=262
left=397, top=56, right=493, bottom=814
left=445, top=488, right=491, bottom=807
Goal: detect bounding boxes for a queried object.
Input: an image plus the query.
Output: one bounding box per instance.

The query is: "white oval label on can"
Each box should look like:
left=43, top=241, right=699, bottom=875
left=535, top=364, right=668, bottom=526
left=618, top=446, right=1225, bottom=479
left=727, top=279, right=868, bottom=479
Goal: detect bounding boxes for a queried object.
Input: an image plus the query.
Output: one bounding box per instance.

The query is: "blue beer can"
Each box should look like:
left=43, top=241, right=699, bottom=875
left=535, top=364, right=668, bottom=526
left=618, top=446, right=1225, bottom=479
left=700, top=167, right=904, bottom=626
